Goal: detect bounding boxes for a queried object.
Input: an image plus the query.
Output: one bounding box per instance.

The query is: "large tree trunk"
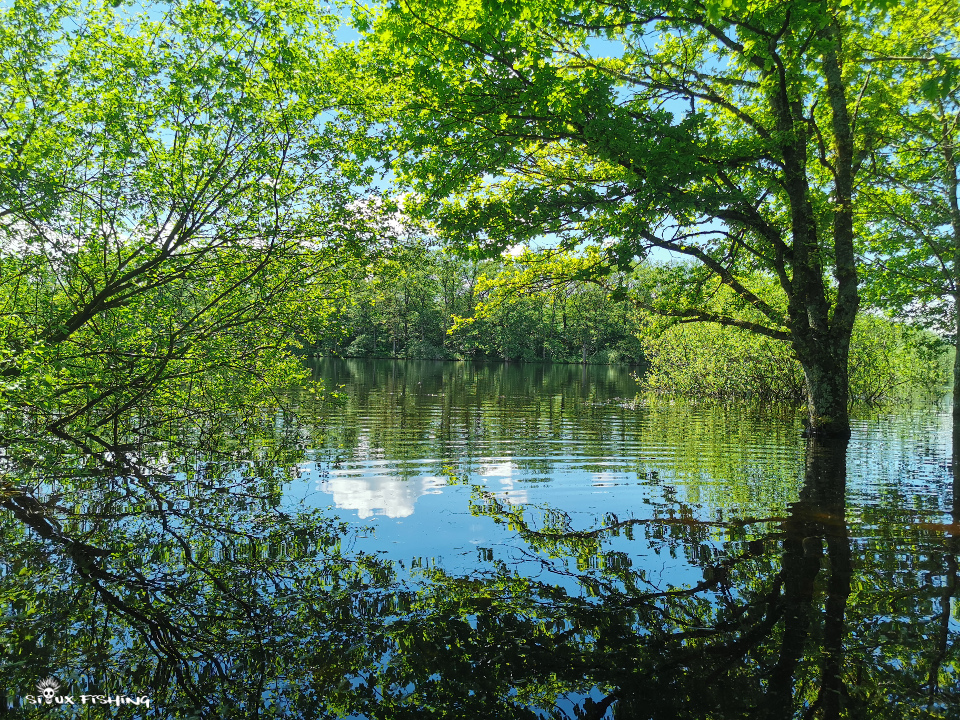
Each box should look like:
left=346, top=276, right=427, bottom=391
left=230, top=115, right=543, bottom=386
left=954, top=295, right=960, bottom=418
left=943, top=118, right=960, bottom=417
left=953, top=292, right=960, bottom=420
left=796, top=337, right=852, bottom=439
left=764, top=64, right=857, bottom=438
left=784, top=26, right=858, bottom=441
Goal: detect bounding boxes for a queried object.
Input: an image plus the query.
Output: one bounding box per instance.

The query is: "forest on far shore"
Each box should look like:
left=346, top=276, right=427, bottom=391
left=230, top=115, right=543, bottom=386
left=309, top=245, right=952, bottom=405
left=312, top=246, right=643, bottom=366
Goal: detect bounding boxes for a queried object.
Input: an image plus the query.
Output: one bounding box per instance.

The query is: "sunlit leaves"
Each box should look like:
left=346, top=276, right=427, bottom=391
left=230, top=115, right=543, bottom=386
left=0, top=0, right=376, bottom=449
left=855, top=0, right=960, bottom=368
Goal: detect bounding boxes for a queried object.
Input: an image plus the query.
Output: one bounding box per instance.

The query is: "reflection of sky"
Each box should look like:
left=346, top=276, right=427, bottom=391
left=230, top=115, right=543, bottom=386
left=319, top=467, right=446, bottom=519
left=287, top=361, right=960, bottom=601
left=477, top=461, right=529, bottom=505
left=289, top=454, right=725, bottom=590
left=294, top=457, right=533, bottom=519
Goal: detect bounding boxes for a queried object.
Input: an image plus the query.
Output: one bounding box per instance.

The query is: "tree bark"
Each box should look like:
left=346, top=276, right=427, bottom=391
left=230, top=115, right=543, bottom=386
left=796, top=338, right=852, bottom=439
left=955, top=299, right=960, bottom=417
left=788, top=26, right=857, bottom=439
left=941, top=114, right=960, bottom=417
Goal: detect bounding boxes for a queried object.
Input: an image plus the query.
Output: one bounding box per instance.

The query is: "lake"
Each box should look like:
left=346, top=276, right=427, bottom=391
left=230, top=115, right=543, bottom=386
left=2, top=358, right=958, bottom=718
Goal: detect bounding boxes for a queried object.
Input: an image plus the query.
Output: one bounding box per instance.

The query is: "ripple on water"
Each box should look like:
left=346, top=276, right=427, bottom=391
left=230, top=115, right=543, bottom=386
left=293, top=360, right=957, bottom=591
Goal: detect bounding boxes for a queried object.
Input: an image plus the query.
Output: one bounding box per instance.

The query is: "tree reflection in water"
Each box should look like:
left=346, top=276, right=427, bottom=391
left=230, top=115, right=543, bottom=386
left=1, top=413, right=958, bottom=718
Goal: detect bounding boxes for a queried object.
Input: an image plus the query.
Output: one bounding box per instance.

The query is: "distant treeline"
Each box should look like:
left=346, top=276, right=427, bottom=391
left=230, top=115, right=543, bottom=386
left=309, top=246, right=646, bottom=365
left=305, top=247, right=951, bottom=405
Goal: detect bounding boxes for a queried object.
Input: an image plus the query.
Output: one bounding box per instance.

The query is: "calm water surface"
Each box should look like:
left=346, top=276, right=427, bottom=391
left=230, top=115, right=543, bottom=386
left=296, top=361, right=809, bottom=578
left=2, top=359, right=958, bottom=718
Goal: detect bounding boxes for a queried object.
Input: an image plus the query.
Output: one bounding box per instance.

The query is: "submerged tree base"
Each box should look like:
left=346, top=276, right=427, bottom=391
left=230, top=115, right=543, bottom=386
left=801, top=417, right=853, bottom=440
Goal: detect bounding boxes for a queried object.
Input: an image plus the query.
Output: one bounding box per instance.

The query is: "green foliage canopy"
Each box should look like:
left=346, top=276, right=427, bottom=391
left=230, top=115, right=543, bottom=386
left=0, top=0, right=372, bottom=451
left=852, top=1, right=960, bottom=409
left=346, top=0, right=943, bottom=435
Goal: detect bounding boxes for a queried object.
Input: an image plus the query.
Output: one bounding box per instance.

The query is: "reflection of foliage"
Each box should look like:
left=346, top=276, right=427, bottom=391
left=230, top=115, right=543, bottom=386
left=3, top=369, right=960, bottom=718
left=305, top=362, right=960, bottom=717
left=314, top=359, right=808, bottom=514
left=0, top=416, right=394, bottom=717
left=469, top=487, right=743, bottom=584
left=380, top=448, right=959, bottom=719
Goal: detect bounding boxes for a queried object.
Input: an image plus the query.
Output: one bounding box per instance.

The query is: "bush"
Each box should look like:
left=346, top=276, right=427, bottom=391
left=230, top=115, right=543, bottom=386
left=344, top=334, right=376, bottom=357
left=640, top=315, right=949, bottom=404
left=640, top=323, right=805, bottom=401
left=848, top=315, right=950, bottom=403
